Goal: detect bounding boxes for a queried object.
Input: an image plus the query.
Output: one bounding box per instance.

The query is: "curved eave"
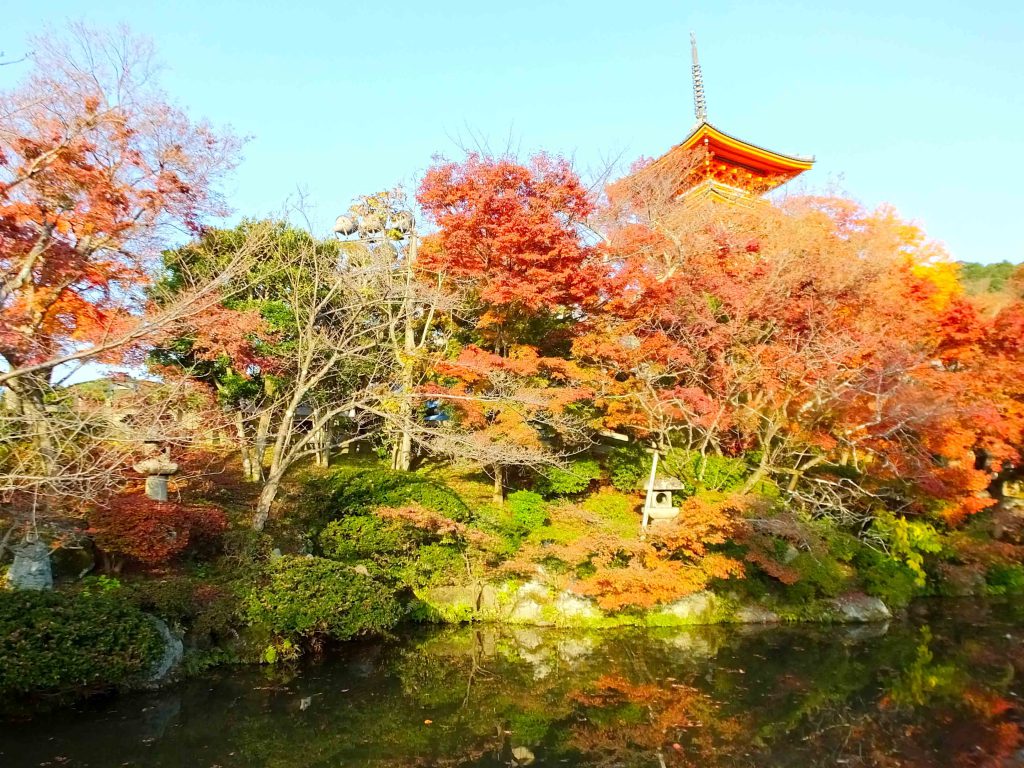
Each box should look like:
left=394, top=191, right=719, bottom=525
left=680, top=121, right=814, bottom=173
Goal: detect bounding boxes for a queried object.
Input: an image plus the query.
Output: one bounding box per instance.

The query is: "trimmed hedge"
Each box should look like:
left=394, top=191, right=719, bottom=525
left=0, top=590, right=164, bottom=698
left=244, top=556, right=401, bottom=642
left=303, top=467, right=472, bottom=526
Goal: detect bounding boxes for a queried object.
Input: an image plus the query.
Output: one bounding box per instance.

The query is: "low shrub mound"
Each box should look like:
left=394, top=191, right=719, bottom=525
left=319, top=504, right=474, bottom=589
left=0, top=590, right=164, bottom=699
left=302, top=467, right=472, bottom=526
left=533, top=459, right=603, bottom=498
left=244, top=556, right=402, bottom=644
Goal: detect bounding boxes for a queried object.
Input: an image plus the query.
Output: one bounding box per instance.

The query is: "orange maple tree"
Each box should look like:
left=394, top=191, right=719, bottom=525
left=417, top=153, right=599, bottom=500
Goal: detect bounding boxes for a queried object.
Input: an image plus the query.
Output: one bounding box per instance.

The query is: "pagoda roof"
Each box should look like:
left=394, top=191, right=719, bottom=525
left=680, top=121, right=813, bottom=172
left=628, top=120, right=814, bottom=199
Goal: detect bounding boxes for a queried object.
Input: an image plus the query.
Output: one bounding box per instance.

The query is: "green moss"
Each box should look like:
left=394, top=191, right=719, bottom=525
left=644, top=593, right=740, bottom=626
left=581, top=489, right=641, bottom=538
left=408, top=596, right=477, bottom=624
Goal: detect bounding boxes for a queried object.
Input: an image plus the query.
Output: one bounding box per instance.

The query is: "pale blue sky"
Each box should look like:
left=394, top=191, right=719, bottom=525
left=4, top=0, right=1022, bottom=263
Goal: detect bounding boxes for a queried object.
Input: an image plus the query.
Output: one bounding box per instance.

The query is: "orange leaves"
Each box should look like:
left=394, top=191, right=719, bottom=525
left=186, top=304, right=275, bottom=372
left=504, top=494, right=748, bottom=611
left=650, top=494, right=745, bottom=559
left=0, top=26, right=240, bottom=375
left=572, top=556, right=713, bottom=611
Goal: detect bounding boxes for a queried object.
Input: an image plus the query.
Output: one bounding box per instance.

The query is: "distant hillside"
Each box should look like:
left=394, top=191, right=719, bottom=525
left=958, top=261, right=1021, bottom=294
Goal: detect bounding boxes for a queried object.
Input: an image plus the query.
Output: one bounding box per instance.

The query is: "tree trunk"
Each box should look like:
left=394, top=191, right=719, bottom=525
left=391, top=234, right=419, bottom=472
left=492, top=464, right=505, bottom=505
left=253, top=403, right=297, bottom=530
left=233, top=411, right=256, bottom=482
left=9, top=374, right=57, bottom=474
left=254, top=408, right=272, bottom=480
left=252, top=473, right=282, bottom=531
left=314, top=413, right=331, bottom=468
left=391, top=411, right=413, bottom=472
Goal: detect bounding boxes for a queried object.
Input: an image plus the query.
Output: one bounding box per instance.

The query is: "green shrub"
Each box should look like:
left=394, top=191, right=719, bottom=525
left=0, top=590, right=163, bottom=698
left=607, top=444, right=649, bottom=491
left=395, top=481, right=472, bottom=522
left=871, top=511, right=942, bottom=587
left=244, top=556, right=401, bottom=643
left=222, top=528, right=274, bottom=565
left=854, top=547, right=921, bottom=608
left=581, top=489, right=640, bottom=537
left=985, top=563, right=1024, bottom=595
left=121, top=575, right=239, bottom=642
left=507, top=491, right=548, bottom=535
left=534, top=459, right=603, bottom=498
left=410, top=543, right=466, bottom=587
left=787, top=553, right=850, bottom=602
left=662, top=449, right=749, bottom=493
left=318, top=513, right=466, bottom=588
left=304, top=467, right=472, bottom=526
left=319, top=516, right=412, bottom=562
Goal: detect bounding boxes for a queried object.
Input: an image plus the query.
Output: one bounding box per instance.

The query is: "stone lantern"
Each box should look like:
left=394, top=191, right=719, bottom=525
left=641, top=447, right=686, bottom=527
left=8, top=535, right=53, bottom=590
left=133, top=440, right=178, bottom=502
left=646, top=475, right=685, bottom=521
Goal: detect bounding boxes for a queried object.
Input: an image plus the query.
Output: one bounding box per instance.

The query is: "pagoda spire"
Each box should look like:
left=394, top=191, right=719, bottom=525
left=690, top=32, right=707, bottom=123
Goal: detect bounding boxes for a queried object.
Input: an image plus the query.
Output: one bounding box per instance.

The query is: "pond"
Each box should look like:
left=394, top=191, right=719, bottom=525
left=3, top=600, right=1024, bottom=767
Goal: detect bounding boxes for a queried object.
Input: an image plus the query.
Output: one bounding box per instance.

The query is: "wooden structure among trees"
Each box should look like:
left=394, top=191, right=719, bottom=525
left=628, top=34, right=814, bottom=202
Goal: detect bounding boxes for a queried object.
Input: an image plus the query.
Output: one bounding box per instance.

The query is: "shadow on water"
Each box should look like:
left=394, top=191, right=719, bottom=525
left=3, top=599, right=1024, bottom=767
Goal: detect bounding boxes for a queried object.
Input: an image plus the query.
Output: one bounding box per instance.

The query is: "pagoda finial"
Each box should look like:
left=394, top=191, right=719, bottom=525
left=690, top=32, right=707, bottom=123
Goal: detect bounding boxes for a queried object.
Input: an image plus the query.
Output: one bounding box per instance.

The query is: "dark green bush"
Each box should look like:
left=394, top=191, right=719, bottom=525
left=0, top=590, right=163, bottom=698
left=533, top=459, right=603, bottom=498
left=318, top=515, right=415, bottom=585
left=221, top=528, right=274, bottom=565
left=507, top=491, right=548, bottom=535
left=985, top=563, right=1024, bottom=595
left=319, top=515, right=412, bottom=562
left=303, top=467, right=471, bottom=527
left=785, top=552, right=850, bottom=603
left=394, top=481, right=472, bottom=522
left=410, top=543, right=466, bottom=587
left=244, top=556, right=401, bottom=642
left=121, top=575, right=239, bottom=643
left=854, top=547, right=921, bottom=608
left=607, top=444, right=649, bottom=491
left=319, top=512, right=468, bottom=589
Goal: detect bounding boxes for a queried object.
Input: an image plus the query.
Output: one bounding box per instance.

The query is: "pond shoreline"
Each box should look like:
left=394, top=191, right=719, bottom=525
left=3, top=598, right=1022, bottom=767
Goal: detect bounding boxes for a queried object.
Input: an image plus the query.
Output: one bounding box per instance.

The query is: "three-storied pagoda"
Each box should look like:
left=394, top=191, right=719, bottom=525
left=631, top=34, right=814, bottom=202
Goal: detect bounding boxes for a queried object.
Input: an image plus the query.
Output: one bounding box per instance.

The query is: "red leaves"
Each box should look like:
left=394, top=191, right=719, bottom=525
left=417, top=153, right=595, bottom=318
left=88, top=491, right=226, bottom=566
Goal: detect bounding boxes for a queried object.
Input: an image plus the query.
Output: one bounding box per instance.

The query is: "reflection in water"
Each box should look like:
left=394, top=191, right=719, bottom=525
left=3, top=600, right=1024, bottom=767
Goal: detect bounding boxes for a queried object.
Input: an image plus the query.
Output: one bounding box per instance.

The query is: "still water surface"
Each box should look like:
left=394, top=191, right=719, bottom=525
left=4, top=600, right=1024, bottom=767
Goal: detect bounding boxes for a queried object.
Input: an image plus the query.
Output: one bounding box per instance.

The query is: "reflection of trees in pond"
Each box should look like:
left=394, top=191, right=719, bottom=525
left=4, top=610, right=1024, bottom=767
